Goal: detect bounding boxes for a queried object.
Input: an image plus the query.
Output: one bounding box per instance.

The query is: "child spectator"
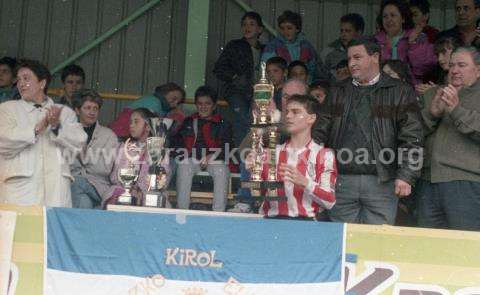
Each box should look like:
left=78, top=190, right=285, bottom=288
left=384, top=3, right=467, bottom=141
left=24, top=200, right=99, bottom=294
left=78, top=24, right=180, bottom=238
left=266, top=56, right=287, bottom=111
left=382, top=59, right=414, bottom=86
left=174, top=86, right=232, bottom=212
left=409, top=0, right=439, bottom=43
left=335, top=59, right=350, bottom=81
left=0, top=57, right=18, bottom=103
left=287, top=60, right=308, bottom=83
left=58, top=64, right=85, bottom=108
left=416, top=36, right=462, bottom=94
left=321, top=13, right=365, bottom=79
left=261, top=10, right=321, bottom=82
left=109, top=82, right=185, bottom=138
left=246, top=94, right=337, bottom=220
left=213, top=11, right=264, bottom=147
left=309, top=80, right=330, bottom=104
left=104, top=108, right=169, bottom=207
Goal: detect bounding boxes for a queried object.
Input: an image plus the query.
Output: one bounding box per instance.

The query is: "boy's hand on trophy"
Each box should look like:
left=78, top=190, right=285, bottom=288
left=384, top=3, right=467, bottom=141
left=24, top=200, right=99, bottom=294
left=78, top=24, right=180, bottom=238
left=244, top=151, right=256, bottom=171
left=280, top=164, right=308, bottom=187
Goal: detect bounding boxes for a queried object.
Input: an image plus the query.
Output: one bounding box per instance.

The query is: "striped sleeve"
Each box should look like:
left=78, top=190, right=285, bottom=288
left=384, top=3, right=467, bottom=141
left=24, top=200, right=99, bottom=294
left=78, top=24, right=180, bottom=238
left=305, top=147, right=337, bottom=209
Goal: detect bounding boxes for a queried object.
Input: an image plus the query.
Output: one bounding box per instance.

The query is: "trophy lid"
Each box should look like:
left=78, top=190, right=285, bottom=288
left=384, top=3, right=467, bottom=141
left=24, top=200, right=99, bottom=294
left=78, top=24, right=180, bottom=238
left=258, top=62, right=269, bottom=84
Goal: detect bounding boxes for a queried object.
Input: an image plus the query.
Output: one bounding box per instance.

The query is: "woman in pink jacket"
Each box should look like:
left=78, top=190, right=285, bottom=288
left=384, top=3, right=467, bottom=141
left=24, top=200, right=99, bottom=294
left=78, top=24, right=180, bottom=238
left=374, top=0, right=436, bottom=84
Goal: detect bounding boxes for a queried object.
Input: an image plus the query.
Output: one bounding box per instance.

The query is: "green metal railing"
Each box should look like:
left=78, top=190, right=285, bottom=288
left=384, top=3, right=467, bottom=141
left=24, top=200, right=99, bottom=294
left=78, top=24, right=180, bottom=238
left=51, top=0, right=163, bottom=75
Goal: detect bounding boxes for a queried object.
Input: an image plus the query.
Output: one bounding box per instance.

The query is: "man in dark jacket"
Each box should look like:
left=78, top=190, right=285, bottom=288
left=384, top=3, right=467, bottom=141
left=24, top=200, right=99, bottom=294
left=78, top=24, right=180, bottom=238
left=436, top=0, right=480, bottom=49
left=318, top=38, right=424, bottom=225
left=213, top=11, right=264, bottom=147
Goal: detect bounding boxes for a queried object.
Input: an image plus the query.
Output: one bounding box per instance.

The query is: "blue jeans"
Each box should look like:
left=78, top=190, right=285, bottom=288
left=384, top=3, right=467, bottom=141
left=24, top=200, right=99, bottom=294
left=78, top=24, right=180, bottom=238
left=328, top=174, right=397, bottom=225
left=71, top=176, right=102, bottom=209
left=235, top=162, right=254, bottom=205
left=227, top=93, right=251, bottom=147
left=417, top=180, right=480, bottom=231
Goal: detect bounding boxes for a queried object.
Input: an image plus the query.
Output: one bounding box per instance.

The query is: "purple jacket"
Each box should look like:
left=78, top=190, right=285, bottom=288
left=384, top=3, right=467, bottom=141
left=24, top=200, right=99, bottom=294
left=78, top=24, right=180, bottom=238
left=374, top=29, right=437, bottom=84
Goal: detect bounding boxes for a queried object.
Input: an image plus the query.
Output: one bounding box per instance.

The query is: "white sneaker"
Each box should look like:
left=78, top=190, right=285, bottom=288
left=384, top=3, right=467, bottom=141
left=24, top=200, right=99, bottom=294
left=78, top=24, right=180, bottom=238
left=228, top=202, right=252, bottom=213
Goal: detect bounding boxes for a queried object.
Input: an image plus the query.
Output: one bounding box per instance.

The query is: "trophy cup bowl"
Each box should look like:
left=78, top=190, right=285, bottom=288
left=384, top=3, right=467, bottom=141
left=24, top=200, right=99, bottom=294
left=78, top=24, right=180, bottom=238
left=117, top=166, right=139, bottom=205
left=146, top=136, right=165, bottom=165
left=144, top=119, right=169, bottom=207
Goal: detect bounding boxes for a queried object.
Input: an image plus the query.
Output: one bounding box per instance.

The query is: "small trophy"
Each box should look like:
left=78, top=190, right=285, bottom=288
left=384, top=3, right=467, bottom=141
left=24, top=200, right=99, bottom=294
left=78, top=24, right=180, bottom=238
left=117, top=162, right=139, bottom=205
left=144, top=117, right=172, bottom=208
left=241, top=62, right=284, bottom=201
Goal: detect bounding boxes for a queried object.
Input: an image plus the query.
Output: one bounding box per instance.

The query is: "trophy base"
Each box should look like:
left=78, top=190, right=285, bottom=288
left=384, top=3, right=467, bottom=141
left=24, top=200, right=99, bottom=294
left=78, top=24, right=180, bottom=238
left=144, top=192, right=167, bottom=208
left=251, top=122, right=282, bottom=128
left=240, top=180, right=287, bottom=201
left=117, top=195, right=137, bottom=206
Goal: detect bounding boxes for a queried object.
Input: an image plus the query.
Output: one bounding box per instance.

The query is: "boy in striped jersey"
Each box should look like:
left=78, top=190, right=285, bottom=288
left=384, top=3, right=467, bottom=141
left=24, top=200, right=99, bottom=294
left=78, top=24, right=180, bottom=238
left=246, top=94, right=337, bottom=220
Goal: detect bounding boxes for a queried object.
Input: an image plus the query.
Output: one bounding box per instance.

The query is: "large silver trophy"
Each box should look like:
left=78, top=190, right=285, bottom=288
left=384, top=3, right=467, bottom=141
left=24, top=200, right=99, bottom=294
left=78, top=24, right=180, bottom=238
left=144, top=117, right=172, bottom=207
left=241, top=62, right=284, bottom=201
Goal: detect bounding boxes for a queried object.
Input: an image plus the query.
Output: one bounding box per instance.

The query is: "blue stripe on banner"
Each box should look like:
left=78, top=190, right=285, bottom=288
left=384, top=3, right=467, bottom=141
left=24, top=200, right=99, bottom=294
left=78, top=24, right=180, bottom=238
left=47, top=208, right=344, bottom=284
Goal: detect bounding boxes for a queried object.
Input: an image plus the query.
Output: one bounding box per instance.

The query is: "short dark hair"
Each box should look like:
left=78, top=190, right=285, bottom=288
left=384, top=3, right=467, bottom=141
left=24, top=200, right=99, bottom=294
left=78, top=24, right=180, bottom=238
left=347, top=37, right=381, bottom=57
left=287, top=60, right=308, bottom=76
left=72, top=89, right=103, bottom=110
left=61, top=64, right=85, bottom=83
left=286, top=94, right=321, bottom=115
left=336, top=59, right=349, bottom=70
left=409, top=0, right=431, bottom=15
left=457, top=0, right=480, bottom=9
left=241, top=11, right=263, bottom=27
left=0, top=57, right=17, bottom=73
left=379, top=0, right=414, bottom=31
left=340, top=13, right=365, bottom=33
left=277, top=10, right=302, bottom=32
left=194, top=85, right=217, bottom=104
left=154, top=82, right=186, bottom=104
left=310, top=80, right=331, bottom=93
left=434, top=36, right=462, bottom=55
left=15, top=59, right=51, bottom=94
left=266, top=56, right=288, bottom=71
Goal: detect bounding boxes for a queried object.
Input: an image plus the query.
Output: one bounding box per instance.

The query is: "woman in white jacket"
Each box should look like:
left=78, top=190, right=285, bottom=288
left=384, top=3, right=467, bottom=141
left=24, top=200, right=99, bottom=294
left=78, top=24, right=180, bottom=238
left=0, top=59, right=86, bottom=207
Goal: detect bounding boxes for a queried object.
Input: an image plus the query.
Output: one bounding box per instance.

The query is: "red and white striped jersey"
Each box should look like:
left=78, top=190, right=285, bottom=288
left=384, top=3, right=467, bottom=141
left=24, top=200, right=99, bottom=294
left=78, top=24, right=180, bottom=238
left=260, top=140, right=337, bottom=218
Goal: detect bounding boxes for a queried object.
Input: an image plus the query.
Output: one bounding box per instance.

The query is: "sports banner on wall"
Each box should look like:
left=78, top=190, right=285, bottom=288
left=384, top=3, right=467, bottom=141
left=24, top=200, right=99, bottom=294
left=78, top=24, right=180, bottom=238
left=2, top=205, right=480, bottom=295
left=45, top=208, right=345, bottom=294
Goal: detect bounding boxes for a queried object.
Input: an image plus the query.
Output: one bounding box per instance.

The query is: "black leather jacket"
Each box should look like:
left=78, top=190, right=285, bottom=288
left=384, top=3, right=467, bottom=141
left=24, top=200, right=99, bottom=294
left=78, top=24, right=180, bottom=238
left=316, top=74, right=424, bottom=185
left=213, top=38, right=264, bottom=99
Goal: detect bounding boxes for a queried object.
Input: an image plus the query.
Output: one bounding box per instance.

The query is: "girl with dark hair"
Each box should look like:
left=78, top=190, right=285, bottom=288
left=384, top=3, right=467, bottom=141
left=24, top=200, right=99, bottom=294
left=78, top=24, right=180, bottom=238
left=374, top=0, right=436, bottom=84
left=104, top=108, right=170, bottom=207
left=415, top=36, right=462, bottom=94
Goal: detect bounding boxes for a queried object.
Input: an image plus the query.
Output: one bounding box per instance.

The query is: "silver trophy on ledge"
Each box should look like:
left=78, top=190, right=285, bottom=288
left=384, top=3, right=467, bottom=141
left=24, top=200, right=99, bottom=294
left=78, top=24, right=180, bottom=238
left=117, top=163, right=140, bottom=205
left=144, top=117, right=172, bottom=207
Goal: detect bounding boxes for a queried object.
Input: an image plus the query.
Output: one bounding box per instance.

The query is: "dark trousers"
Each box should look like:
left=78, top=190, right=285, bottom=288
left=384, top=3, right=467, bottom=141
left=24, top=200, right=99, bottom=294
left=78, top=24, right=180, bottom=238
left=328, top=174, right=398, bottom=225
left=227, top=93, right=251, bottom=147
left=417, top=179, right=480, bottom=231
